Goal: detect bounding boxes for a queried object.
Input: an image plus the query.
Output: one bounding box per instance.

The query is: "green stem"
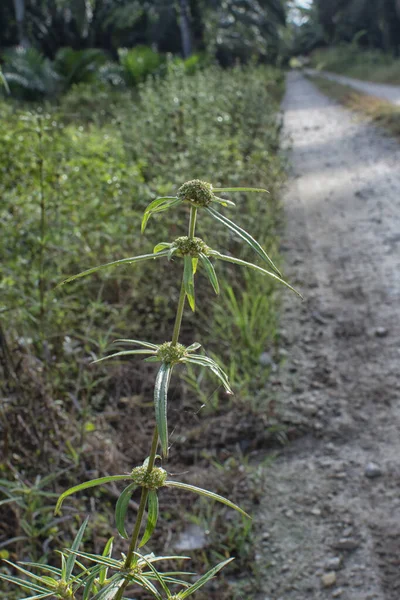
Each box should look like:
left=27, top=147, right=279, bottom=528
left=114, top=206, right=198, bottom=600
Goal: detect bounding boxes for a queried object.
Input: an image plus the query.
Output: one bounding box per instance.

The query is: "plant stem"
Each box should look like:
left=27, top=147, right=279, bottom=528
left=114, top=206, right=198, bottom=599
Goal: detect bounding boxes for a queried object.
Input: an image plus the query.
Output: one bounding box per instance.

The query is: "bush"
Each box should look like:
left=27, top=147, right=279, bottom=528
left=118, top=45, right=163, bottom=86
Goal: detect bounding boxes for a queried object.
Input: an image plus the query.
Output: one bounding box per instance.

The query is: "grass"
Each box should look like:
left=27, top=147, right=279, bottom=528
left=309, top=75, right=400, bottom=139
left=0, top=65, right=288, bottom=599
left=310, top=45, right=400, bottom=85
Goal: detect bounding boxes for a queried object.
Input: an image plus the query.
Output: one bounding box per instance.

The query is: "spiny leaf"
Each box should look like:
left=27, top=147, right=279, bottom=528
left=59, top=251, right=169, bottom=286
left=183, top=255, right=195, bottom=311
left=178, top=558, right=234, bottom=599
left=165, top=481, right=250, bottom=518
left=206, top=206, right=281, bottom=276
left=211, top=251, right=302, bottom=298
left=154, top=363, right=172, bottom=458
left=199, top=253, right=220, bottom=295
left=115, top=482, right=137, bottom=539
left=55, top=475, right=130, bottom=514
left=139, top=490, right=159, bottom=547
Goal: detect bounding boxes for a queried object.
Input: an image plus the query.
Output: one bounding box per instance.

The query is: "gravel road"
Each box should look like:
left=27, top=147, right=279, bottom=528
left=255, top=73, right=400, bottom=600
left=305, top=68, right=400, bottom=105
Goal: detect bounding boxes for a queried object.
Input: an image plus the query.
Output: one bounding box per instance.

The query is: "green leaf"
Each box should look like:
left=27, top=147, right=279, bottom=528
left=65, top=551, right=121, bottom=570
left=99, top=537, right=114, bottom=585
left=2, top=561, right=55, bottom=589
left=113, top=339, right=159, bottom=350
left=0, top=573, right=49, bottom=594
left=154, top=363, right=172, bottom=458
left=139, top=490, right=159, bottom=547
left=192, top=257, right=198, bottom=274
left=206, top=206, right=281, bottom=276
left=165, top=481, right=250, bottom=518
left=186, top=342, right=202, bottom=353
left=141, top=197, right=181, bottom=233
left=59, top=250, right=170, bottom=286
left=178, top=558, right=234, bottom=599
left=55, top=475, right=130, bottom=514
left=211, top=196, right=236, bottom=207
left=183, top=255, right=195, bottom=312
left=135, top=553, right=169, bottom=596
left=153, top=242, right=172, bottom=253
left=183, top=356, right=232, bottom=394
left=92, top=349, right=156, bottom=364
left=211, top=252, right=302, bottom=298
left=199, top=253, right=220, bottom=295
left=115, top=482, right=137, bottom=539
left=212, top=187, right=269, bottom=193
left=65, top=517, right=89, bottom=580
left=91, top=574, right=125, bottom=600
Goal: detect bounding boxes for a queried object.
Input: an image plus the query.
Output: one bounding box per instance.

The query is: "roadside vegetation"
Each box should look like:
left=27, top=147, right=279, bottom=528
left=0, top=62, right=288, bottom=599
left=310, top=74, right=400, bottom=139
left=310, top=45, right=400, bottom=85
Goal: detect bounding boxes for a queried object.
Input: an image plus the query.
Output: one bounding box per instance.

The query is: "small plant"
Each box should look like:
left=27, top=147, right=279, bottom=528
left=1, top=179, right=299, bottom=598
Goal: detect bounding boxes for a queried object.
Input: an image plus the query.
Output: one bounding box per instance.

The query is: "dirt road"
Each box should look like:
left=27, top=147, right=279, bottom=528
left=305, top=69, right=400, bottom=105
left=255, top=73, right=400, bottom=600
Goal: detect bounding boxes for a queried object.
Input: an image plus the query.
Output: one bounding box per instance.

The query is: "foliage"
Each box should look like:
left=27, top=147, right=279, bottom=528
left=1, top=64, right=287, bottom=598
left=118, top=45, right=163, bottom=86
left=54, top=48, right=108, bottom=90
left=310, top=44, right=400, bottom=84
left=0, top=46, right=59, bottom=100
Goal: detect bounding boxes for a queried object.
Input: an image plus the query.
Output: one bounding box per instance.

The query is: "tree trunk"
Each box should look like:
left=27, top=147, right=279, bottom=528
left=13, top=0, right=29, bottom=46
left=178, top=0, right=193, bottom=58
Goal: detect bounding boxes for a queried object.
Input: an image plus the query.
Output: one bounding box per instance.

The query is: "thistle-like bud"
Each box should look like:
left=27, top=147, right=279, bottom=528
left=172, top=236, right=210, bottom=257
left=156, top=341, right=187, bottom=364
left=131, top=465, right=167, bottom=490
left=177, top=179, right=214, bottom=207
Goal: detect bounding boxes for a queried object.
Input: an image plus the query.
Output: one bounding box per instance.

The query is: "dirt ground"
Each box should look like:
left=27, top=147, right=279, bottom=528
left=254, top=73, right=400, bottom=600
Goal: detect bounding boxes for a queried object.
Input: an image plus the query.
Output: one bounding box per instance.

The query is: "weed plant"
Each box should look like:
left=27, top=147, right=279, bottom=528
left=1, top=176, right=298, bottom=598
left=1, top=64, right=289, bottom=598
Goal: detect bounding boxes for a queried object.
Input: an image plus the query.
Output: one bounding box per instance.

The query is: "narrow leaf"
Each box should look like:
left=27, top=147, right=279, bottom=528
left=139, top=490, right=159, bottom=547
left=199, top=253, right=220, bottom=295
left=99, top=537, right=114, bottom=585
left=186, top=342, right=202, bottom=353
left=165, top=481, right=250, bottom=518
left=153, top=242, right=171, bottom=253
left=135, top=553, right=169, bottom=595
left=206, top=207, right=281, bottom=276
left=92, top=349, right=156, bottom=364
left=184, top=357, right=232, bottom=394
left=141, top=197, right=181, bottom=232
left=179, top=558, right=234, bottom=599
left=113, top=339, right=158, bottom=350
left=183, top=255, right=195, bottom=312
left=55, top=475, right=130, bottom=514
left=115, top=483, right=137, bottom=539
left=211, top=196, right=236, bottom=207
left=59, top=251, right=169, bottom=286
left=91, top=574, right=124, bottom=600
left=65, top=517, right=89, bottom=580
left=212, top=252, right=302, bottom=298
left=0, top=573, right=48, bottom=594
left=154, top=363, right=172, bottom=458
left=213, top=187, right=269, bottom=193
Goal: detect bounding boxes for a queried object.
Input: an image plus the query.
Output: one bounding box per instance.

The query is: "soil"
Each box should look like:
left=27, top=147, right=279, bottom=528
left=306, top=69, right=400, bottom=105
left=254, top=73, right=400, bottom=600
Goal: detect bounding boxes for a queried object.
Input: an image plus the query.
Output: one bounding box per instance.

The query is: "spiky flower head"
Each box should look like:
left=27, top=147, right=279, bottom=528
left=173, top=236, right=210, bottom=257
left=157, top=341, right=187, bottom=364
left=177, top=179, right=214, bottom=207
left=131, top=465, right=167, bottom=490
